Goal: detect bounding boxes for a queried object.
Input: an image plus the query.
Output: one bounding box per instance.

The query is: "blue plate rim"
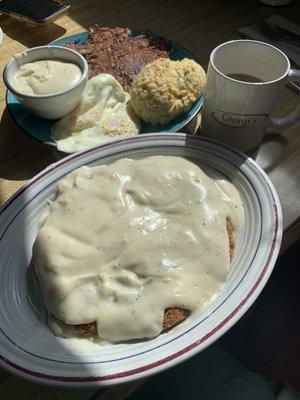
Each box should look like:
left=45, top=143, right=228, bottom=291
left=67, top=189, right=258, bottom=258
left=6, top=29, right=204, bottom=152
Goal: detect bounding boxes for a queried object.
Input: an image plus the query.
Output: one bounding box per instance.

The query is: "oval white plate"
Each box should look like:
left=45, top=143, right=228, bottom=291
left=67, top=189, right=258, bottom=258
left=0, top=133, right=282, bottom=387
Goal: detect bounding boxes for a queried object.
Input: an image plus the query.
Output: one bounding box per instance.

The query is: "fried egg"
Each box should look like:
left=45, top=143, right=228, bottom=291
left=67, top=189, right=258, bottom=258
left=51, top=74, right=140, bottom=153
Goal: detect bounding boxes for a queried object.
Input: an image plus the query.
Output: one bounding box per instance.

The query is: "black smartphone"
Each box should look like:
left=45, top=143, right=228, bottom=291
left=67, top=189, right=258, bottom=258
left=0, top=0, right=70, bottom=25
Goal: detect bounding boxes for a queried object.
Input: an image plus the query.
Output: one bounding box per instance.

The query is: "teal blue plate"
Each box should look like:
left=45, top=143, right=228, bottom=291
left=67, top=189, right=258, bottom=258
left=6, top=30, right=204, bottom=152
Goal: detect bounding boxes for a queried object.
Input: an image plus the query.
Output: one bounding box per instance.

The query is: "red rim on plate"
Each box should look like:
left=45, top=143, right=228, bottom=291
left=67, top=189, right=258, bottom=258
left=0, top=134, right=282, bottom=387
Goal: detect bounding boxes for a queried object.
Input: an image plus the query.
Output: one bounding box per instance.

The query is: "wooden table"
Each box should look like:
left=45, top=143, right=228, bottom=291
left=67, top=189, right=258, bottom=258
left=0, top=0, right=299, bottom=398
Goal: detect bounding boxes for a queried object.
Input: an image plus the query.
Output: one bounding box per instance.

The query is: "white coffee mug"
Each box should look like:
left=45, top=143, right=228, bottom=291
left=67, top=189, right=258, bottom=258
left=201, top=40, right=300, bottom=152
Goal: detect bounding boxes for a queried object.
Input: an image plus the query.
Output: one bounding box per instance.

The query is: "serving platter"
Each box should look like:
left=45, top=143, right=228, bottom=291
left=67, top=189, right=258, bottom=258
left=0, top=133, right=282, bottom=387
left=6, top=30, right=204, bottom=152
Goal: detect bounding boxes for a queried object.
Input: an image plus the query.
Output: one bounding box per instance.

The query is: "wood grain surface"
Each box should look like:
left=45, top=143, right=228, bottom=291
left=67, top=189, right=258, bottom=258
left=0, top=0, right=299, bottom=399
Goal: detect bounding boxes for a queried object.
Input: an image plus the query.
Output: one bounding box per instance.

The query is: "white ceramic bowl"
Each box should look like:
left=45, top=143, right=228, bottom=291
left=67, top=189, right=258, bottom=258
left=0, top=134, right=282, bottom=387
left=3, top=46, right=88, bottom=119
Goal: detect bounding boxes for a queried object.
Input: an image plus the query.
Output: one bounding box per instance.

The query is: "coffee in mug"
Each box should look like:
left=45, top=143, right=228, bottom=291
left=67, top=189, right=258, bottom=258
left=201, top=40, right=300, bottom=152
left=226, top=73, right=264, bottom=83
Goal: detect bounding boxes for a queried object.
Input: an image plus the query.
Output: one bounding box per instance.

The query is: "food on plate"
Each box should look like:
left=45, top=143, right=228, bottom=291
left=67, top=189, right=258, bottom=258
left=65, top=26, right=171, bottom=88
left=11, top=59, right=82, bottom=95
left=33, top=156, right=244, bottom=342
left=51, top=73, right=140, bottom=153
left=130, top=58, right=206, bottom=124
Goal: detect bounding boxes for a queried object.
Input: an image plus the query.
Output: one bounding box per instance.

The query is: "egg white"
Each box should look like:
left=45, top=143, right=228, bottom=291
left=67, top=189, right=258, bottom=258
left=51, top=74, right=140, bottom=153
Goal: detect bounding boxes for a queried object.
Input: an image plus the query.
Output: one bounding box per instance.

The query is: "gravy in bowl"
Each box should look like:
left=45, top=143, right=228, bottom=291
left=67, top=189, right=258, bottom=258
left=12, top=59, right=82, bottom=96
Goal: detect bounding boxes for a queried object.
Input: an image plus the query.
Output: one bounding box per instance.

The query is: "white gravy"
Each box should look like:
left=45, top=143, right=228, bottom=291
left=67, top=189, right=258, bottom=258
left=12, top=59, right=82, bottom=95
left=33, top=156, right=244, bottom=342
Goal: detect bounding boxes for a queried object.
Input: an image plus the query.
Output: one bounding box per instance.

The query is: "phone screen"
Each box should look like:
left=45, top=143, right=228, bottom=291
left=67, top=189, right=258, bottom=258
left=0, top=0, right=68, bottom=22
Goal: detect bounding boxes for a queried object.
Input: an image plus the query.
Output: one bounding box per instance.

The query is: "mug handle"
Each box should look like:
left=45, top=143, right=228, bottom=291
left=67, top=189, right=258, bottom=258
left=270, top=69, right=300, bottom=128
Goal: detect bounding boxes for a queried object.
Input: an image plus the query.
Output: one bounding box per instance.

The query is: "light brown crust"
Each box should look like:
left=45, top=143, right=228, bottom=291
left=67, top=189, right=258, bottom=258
left=75, top=321, right=97, bottom=336
left=73, top=218, right=235, bottom=338
left=226, top=217, right=234, bottom=261
left=162, top=307, right=191, bottom=331
left=74, top=307, right=191, bottom=336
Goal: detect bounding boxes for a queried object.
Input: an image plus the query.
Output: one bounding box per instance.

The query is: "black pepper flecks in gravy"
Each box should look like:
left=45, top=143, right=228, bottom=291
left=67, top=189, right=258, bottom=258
left=33, top=156, right=244, bottom=342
